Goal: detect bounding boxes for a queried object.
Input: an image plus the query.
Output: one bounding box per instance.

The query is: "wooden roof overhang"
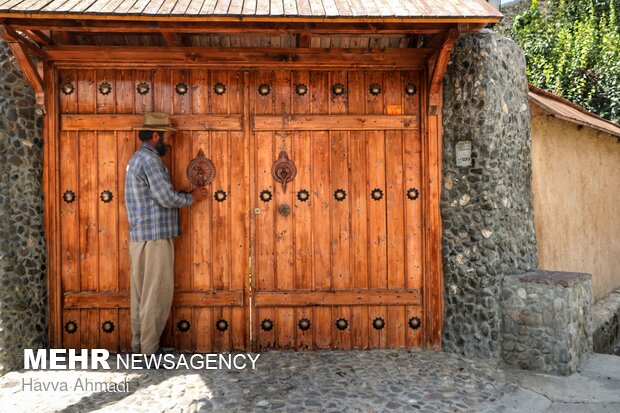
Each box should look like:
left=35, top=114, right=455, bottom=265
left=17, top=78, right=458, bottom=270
left=0, top=1, right=501, bottom=111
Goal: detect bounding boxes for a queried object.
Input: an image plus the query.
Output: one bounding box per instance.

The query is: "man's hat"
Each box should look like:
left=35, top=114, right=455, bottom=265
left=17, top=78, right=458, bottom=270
left=133, top=112, right=177, bottom=131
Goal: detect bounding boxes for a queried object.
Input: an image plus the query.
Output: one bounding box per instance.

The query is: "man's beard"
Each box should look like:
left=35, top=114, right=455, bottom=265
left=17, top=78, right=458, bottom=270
left=155, top=135, right=169, bottom=156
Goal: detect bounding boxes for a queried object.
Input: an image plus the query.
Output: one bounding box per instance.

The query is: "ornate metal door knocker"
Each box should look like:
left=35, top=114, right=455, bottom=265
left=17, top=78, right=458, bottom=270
left=271, top=105, right=297, bottom=192
left=187, top=149, right=216, bottom=187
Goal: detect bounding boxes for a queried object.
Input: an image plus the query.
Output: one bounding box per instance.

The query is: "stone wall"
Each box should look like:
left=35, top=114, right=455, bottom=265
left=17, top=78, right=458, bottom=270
left=441, top=30, right=538, bottom=360
left=501, top=271, right=592, bottom=375
left=592, top=288, right=620, bottom=355
left=0, top=40, right=46, bottom=374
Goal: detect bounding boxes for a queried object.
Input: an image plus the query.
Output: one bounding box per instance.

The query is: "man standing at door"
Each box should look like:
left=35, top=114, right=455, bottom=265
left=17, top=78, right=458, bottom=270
left=125, top=112, right=209, bottom=355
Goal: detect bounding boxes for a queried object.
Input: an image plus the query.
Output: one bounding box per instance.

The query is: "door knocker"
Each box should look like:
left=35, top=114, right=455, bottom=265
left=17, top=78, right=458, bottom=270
left=278, top=204, right=291, bottom=217
left=187, top=149, right=216, bottom=187
left=271, top=105, right=297, bottom=192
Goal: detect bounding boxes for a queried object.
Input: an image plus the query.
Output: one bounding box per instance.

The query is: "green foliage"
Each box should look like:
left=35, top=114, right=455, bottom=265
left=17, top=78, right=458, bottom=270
left=500, top=0, right=620, bottom=123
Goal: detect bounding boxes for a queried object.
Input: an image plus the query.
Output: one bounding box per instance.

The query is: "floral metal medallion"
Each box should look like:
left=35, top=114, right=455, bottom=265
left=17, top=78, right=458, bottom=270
left=216, top=319, right=229, bottom=332
left=187, top=149, right=216, bottom=187
left=295, top=83, right=308, bottom=96
left=334, top=189, right=347, bottom=201
left=371, top=188, right=384, bottom=201
left=372, top=317, right=385, bottom=330
left=175, top=82, right=189, bottom=95
left=271, top=149, right=297, bottom=192
left=407, top=188, right=420, bottom=200
left=298, top=318, right=311, bottom=331
left=297, top=189, right=310, bottom=202
left=214, top=190, right=227, bottom=202
left=98, top=81, right=112, bottom=96
left=61, top=82, right=74, bottom=95
left=213, top=83, right=227, bottom=95
left=258, top=83, right=271, bottom=96
left=261, top=319, right=274, bottom=332
left=408, top=317, right=421, bottom=330
left=404, top=83, right=417, bottom=96
left=100, top=190, right=113, bottom=203
left=260, top=189, right=273, bottom=203
left=369, top=83, right=382, bottom=96
left=177, top=319, right=190, bottom=332
left=136, top=82, right=150, bottom=95
left=63, top=190, right=76, bottom=204
left=65, top=321, right=78, bottom=334
left=335, top=318, right=349, bottom=331
left=102, top=320, right=115, bottom=334
left=332, top=83, right=345, bottom=96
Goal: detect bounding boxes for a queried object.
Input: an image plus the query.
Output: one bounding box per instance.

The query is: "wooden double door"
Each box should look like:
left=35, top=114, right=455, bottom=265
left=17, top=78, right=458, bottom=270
left=55, top=67, right=426, bottom=352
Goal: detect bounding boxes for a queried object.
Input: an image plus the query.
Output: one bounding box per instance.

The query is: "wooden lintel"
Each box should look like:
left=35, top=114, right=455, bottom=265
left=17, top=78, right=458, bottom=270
left=63, top=290, right=244, bottom=308
left=7, top=19, right=458, bottom=35
left=51, top=30, right=74, bottom=45
left=255, top=289, right=421, bottom=307
left=46, top=47, right=433, bottom=69
left=253, top=115, right=418, bottom=131
left=161, top=31, right=183, bottom=47
left=61, top=114, right=243, bottom=131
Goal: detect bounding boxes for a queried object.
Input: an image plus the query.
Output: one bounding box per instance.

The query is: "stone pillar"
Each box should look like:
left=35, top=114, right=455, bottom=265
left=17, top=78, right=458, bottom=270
left=0, top=40, right=46, bottom=374
left=441, top=30, right=537, bottom=360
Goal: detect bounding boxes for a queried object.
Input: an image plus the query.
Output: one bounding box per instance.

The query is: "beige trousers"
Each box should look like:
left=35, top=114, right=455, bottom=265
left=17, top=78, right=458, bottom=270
left=129, top=238, right=174, bottom=355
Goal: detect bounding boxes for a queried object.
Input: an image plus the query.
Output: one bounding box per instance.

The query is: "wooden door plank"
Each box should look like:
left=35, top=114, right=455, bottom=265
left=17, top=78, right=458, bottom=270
left=64, top=290, right=244, bottom=307
left=273, top=69, right=296, bottom=350
left=228, top=69, right=247, bottom=351
left=171, top=70, right=193, bottom=293
left=292, top=70, right=312, bottom=291
left=295, top=307, right=313, bottom=348
left=99, top=308, right=118, bottom=352
left=62, top=309, right=81, bottom=349
left=118, top=308, right=132, bottom=351
left=211, top=69, right=231, bottom=295
left=59, top=130, right=80, bottom=293
left=253, top=115, right=418, bottom=131
left=61, top=114, right=243, bottom=131
left=80, top=308, right=99, bottom=349
left=347, top=70, right=370, bottom=350
left=328, top=70, right=351, bottom=295
left=134, top=69, right=154, bottom=114
left=115, top=69, right=136, bottom=294
left=255, top=289, right=421, bottom=306
left=174, top=306, right=193, bottom=352
left=77, top=70, right=98, bottom=293
left=309, top=70, right=330, bottom=349
left=189, top=70, right=212, bottom=293
left=333, top=305, right=352, bottom=349
left=96, top=69, right=118, bottom=293
left=402, top=71, right=423, bottom=291
left=194, top=307, right=214, bottom=352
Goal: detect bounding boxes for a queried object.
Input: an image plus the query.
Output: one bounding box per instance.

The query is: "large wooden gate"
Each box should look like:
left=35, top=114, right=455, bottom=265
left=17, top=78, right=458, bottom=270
left=53, top=67, right=429, bottom=352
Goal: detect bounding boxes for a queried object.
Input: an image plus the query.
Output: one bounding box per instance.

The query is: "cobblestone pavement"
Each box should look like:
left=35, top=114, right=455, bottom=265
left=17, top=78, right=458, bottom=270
left=0, top=349, right=513, bottom=412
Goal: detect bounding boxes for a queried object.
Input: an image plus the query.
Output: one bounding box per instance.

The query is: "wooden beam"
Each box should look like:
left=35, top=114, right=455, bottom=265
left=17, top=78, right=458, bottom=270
left=61, top=114, right=243, bottom=131
left=428, top=29, right=460, bottom=114
left=51, top=30, right=74, bottom=45
left=255, top=289, right=421, bottom=307
left=7, top=19, right=458, bottom=35
left=63, top=290, right=244, bottom=308
left=161, top=31, right=183, bottom=47
left=0, top=25, right=44, bottom=95
left=46, top=47, right=433, bottom=69
left=0, top=24, right=45, bottom=58
left=24, top=29, right=52, bottom=45
left=253, top=115, right=418, bottom=131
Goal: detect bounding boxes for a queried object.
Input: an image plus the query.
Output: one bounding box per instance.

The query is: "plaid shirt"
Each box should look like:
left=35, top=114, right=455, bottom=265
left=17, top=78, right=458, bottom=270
left=125, top=143, right=193, bottom=242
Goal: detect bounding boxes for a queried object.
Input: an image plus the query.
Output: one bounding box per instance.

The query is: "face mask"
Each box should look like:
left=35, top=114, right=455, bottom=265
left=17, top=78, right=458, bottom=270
left=155, top=134, right=170, bottom=157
